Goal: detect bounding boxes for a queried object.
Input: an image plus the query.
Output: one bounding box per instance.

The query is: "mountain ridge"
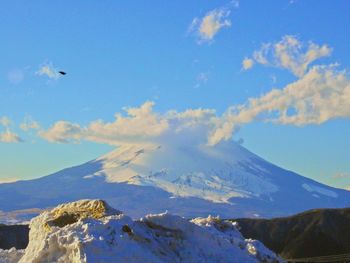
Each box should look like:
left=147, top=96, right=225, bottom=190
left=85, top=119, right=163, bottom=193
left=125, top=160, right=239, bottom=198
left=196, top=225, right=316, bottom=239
left=0, top=141, right=349, bottom=220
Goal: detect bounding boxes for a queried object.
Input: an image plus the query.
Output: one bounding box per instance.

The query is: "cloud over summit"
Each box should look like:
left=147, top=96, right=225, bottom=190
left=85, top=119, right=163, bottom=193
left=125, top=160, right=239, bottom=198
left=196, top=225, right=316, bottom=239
left=37, top=37, right=350, bottom=147
left=39, top=102, right=219, bottom=146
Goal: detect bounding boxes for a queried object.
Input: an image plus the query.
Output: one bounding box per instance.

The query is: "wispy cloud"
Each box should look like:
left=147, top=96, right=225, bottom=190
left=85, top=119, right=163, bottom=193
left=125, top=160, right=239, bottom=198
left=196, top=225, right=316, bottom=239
left=35, top=62, right=60, bottom=79
left=38, top=37, right=350, bottom=147
left=39, top=66, right=350, bottom=147
left=39, top=121, right=83, bottom=144
left=243, top=35, right=332, bottom=76
left=189, top=2, right=238, bottom=44
left=20, top=115, right=40, bottom=131
left=0, top=116, right=23, bottom=143
left=0, top=116, right=11, bottom=127
left=209, top=64, right=350, bottom=144
left=333, top=172, right=350, bottom=179
left=242, top=58, right=254, bottom=70
left=39, top=101, right=216, bottom=146
left=194, top=72, right=210, bottom=89
left=0, top=130, right=23, bottom=143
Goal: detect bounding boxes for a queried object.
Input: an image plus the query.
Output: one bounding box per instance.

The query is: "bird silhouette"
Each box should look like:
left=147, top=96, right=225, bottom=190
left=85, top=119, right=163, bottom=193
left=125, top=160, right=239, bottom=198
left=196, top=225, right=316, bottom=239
left=59, top=71, right=66, bottom=75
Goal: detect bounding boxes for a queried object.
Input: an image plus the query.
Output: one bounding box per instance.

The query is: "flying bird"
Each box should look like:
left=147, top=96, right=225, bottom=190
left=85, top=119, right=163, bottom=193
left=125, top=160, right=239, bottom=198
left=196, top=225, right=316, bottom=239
left=58, top=71, right=66, bottom=75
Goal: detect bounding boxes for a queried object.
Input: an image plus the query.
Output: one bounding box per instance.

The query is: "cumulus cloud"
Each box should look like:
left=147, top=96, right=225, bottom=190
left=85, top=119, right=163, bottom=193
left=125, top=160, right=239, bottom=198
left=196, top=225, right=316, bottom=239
left=209, top=64, right=350, bottom=144
left=39, top=121, right=83, bottom=143
left=38, top=37, right=350, bottom=147
left=38, top=102, right=219, bottom=146
left=0, top=116, right=11, bottom=127
left=189, top=4, right=235, bottom=44
left=333, top=172, right=350, bottom=179
left=242, top=58, right=254, bottom=70
left=20, top=116, right=40, bottom=131
left=0, top=116, right=23, bottom=143
left=35, top=62, right=60, bottom=79
left=39, top=64, right=350, bottom=147
left=244, top=35, right=332, bottom=77
left=0, top=130, right=23, bottom=143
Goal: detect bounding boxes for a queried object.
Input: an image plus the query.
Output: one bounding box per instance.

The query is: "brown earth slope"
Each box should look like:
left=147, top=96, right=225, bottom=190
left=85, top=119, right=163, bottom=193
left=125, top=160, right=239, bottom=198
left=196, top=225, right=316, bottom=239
left=233, top=207, right=350, bottom=259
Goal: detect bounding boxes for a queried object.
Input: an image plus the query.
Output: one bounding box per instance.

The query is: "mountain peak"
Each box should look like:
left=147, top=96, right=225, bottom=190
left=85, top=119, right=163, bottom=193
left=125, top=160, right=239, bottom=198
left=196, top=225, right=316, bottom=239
left=89, top=142, right=277, bottom=203
left=0, top=142, right=349, bottom=220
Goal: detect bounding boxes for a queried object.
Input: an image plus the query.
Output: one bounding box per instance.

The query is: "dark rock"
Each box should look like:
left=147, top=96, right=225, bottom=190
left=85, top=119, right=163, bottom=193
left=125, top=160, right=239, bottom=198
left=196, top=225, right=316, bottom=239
left=0, top=224, right=29, bottom=249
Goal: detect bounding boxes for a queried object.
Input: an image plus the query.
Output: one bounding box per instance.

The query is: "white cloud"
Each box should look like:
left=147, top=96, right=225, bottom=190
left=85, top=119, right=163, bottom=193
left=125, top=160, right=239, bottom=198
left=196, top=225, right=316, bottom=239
left=35, top=62, right=60, bottom=79
left=208, top=64, right=350, bottom=144
left=0, top=116, right=23, bottom=143
left=189, top=5, right=234, bottom=44
left=39, top=64, right=350, bottom=147
left=244, top=35, right=332, bottom=77
left=194, top=72, right=210, bottom=89
left=85, top=101, right=169, bottom=145
left=0, top=177, right=19, bottom=184
left=39, top=102, right=218, bottom=146
left=242, top=58, right=254, bottom=70
left=0, top=130, right=23, bottom=143
left=38, top=37, right=350, bottom=147
left=39, top=121, right=83, bottom=143
left=20, top=116, right=40, bottom=131
left=333, top=172, right=350, bottom=179
left=0, top=116, right=11, bottom=127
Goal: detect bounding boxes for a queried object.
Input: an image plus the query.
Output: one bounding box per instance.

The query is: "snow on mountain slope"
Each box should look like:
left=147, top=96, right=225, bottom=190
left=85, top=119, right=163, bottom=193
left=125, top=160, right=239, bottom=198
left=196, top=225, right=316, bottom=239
left=92, top=143, right=278, bottom=203
left=13, top=199, right=282, bottom=263
left=0, top=141, right=349, bottom=219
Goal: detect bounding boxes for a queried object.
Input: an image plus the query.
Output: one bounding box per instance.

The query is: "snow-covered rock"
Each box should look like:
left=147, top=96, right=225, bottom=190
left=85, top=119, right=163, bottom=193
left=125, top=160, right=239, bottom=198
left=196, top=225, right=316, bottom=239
left=15, top=199, right=283, bottom=263
left=0, top=248, right=24, bottom=263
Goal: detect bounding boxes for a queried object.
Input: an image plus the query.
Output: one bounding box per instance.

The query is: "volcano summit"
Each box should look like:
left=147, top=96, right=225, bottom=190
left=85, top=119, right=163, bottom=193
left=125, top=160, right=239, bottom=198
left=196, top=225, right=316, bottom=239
left=0, top=141, right=349, bottom=220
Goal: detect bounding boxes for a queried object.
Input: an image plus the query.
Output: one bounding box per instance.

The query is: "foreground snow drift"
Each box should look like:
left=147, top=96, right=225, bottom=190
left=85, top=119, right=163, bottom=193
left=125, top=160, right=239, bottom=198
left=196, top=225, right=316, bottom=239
left=3, top=199, right=283, bottom=263
left=0, top=248, right=24, bottom=263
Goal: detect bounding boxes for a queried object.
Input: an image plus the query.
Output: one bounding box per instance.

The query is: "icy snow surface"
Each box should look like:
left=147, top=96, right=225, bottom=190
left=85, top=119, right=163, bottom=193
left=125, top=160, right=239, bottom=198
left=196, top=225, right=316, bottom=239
left=0, top=248, right=24, bottom=263
left=302, top=183, right=338, bottom=198
left=92, top=142, right=279, bottom=203
left=8, top=199, right=283, bottom=263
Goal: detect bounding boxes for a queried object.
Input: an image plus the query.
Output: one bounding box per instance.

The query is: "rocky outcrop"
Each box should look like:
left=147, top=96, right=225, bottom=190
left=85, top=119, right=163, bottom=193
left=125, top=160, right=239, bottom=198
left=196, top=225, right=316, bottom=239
left=14, top=199, right=282, bottom=263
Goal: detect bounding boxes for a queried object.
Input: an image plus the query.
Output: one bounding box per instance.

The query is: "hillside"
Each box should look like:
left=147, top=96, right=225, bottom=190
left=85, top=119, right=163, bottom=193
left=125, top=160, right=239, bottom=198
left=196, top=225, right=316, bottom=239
left=234, top=207, right=350, bottom=259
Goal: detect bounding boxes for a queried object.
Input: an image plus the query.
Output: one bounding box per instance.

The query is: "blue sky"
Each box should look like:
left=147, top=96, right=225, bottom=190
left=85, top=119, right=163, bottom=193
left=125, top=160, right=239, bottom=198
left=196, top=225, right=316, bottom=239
left=1, top=0, right=349, bottom=189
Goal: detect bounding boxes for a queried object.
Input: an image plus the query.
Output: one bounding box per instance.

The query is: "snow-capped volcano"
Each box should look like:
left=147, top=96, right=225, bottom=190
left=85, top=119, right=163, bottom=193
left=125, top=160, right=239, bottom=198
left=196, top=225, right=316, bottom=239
left=0, top=141, right=349, bottom=219
left=93, top=142, right=278, bottom=203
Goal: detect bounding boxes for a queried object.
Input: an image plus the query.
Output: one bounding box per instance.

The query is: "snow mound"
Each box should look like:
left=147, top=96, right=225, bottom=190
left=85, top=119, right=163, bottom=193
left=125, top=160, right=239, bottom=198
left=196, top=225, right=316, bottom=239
left=15, top=199, right=283, bottom=263
left=0, top=248, right=24, bottom=263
